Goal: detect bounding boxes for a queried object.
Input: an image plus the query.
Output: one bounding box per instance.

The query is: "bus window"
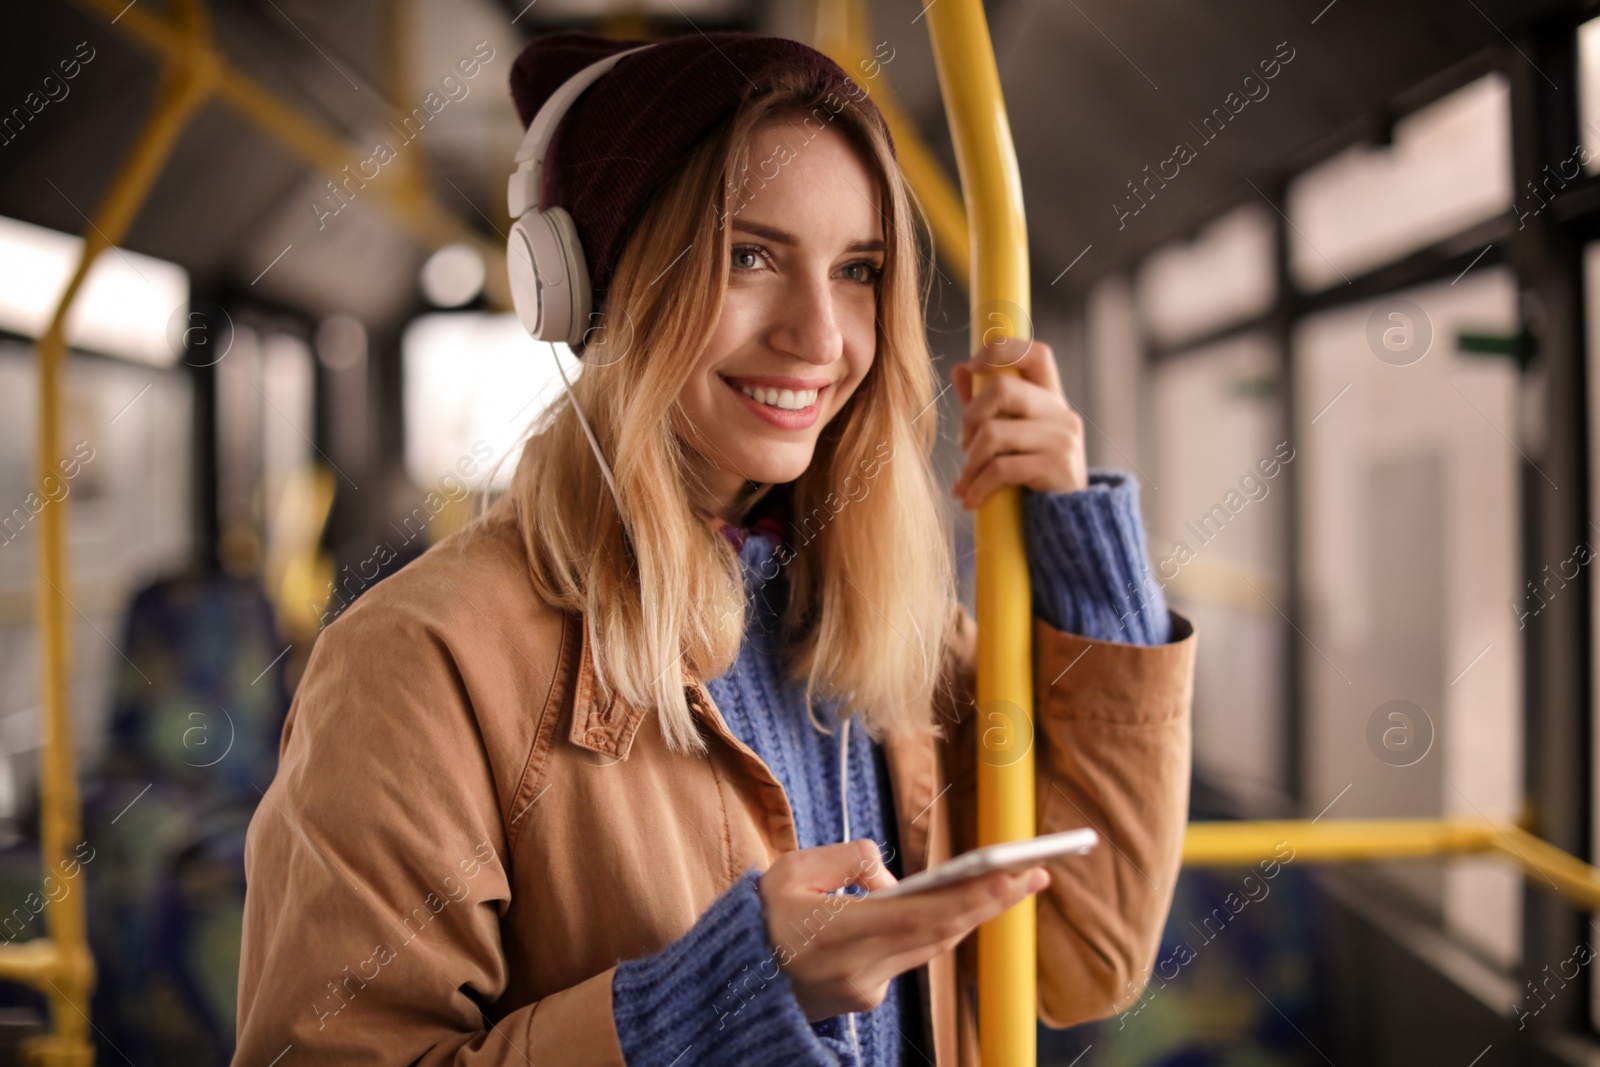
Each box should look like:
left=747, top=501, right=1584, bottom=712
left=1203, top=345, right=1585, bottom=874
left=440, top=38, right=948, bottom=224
left=1137, top=205, right=1275, bottom=350
left=1287, top=74, right=1511, bottom=290
left=1150, top=332, right=1290, bottom=811
left=1296, top=267, right=1522, bottom=969
left=402, top=311, right=578, bottom=493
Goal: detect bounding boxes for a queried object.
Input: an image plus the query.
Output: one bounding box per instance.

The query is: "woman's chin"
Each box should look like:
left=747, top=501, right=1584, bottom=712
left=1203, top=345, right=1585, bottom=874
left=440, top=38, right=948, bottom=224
left=735, top=446, right=817, bottom=488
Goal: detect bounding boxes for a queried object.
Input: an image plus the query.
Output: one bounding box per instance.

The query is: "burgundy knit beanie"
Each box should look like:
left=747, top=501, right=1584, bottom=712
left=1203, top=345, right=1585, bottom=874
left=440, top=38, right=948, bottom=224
left=508, top=31, right=894, bottom=328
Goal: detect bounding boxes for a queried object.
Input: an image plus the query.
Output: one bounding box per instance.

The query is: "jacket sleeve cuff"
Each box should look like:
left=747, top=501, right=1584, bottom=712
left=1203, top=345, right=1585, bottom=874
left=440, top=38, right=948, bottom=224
left=612, top=869, right=839, bottom=1067
left=1023, top=470, right=1172, bottom=646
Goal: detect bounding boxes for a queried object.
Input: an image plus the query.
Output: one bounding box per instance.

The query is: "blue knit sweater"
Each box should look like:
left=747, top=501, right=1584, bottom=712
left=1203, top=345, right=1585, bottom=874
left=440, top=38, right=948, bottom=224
left=610, top=472, right=1169, bottom=1066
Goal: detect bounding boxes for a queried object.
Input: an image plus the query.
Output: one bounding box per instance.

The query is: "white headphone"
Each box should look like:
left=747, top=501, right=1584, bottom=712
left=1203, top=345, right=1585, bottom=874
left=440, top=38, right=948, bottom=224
left=505, top=44, right=655, bottom=346
left=506, top=45, right=658, bottom=511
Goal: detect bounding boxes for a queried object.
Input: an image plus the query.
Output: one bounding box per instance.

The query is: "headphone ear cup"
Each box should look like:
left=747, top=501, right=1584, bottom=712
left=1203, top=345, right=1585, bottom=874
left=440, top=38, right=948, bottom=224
left=506, top=207, right=592, bottom=346
left=506, top=216, right=544, bottom=338
left=545, top=207, right=591, bottom=346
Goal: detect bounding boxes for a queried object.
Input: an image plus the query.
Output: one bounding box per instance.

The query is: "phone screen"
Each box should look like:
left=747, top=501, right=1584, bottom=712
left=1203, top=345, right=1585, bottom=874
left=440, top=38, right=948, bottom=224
left=870, top=828, right=1099, bottom=899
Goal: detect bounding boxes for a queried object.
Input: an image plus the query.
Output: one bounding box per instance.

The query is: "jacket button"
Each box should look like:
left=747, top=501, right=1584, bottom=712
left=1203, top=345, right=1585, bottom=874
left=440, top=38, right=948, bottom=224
left=585, top=727, right=610, bottom=748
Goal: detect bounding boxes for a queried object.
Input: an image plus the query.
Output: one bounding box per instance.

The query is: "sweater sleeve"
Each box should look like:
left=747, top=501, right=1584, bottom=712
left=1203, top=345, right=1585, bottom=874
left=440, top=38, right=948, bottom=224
left=612, top=870, right=840, bottom=1067
left=1022, top=470, right=1171, bottom=646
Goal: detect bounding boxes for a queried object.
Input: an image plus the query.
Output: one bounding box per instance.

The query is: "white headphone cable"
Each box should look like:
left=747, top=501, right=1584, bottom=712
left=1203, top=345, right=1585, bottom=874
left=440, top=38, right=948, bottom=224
left=547, top=341, right=623, bottom=515
left=838, top=715, right=863, bottom=1064
left=839, top=715, right=851, bottom=843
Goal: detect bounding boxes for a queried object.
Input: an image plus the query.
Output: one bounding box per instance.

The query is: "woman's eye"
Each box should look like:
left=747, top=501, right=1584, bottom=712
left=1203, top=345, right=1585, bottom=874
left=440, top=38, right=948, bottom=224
left=731, top=247, right=762, bottom=271
left=843, top=261, right=882, bottom=285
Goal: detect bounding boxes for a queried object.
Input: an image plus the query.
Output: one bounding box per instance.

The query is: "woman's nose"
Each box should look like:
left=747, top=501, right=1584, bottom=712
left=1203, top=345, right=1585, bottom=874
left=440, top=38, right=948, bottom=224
left=769, top=273, right=844, bottom=365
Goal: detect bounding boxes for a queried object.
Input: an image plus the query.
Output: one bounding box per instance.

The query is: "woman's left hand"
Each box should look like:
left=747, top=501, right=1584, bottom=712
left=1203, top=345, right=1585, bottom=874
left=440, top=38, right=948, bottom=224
left=951, top=338, right=1088, bottom=510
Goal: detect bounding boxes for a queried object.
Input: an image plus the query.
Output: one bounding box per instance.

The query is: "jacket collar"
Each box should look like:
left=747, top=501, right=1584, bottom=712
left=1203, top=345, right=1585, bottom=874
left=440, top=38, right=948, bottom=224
left=567, top=619, right=705, bottom=760
left=567, top=502, right=783, bottom=758
left=564, top=614, right=940, bottom=876
left=562, top=617, right=768, bottom=763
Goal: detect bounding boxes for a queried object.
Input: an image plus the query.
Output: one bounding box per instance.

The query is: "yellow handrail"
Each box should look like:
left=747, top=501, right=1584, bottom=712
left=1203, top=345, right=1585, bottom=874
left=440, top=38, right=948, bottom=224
left=25, top=1, right=511, bottom=1061
left=1186, top=818, right=1498, bottom=864
left=1186, top=818, right=1600, bottom=912
left=923, top=3, right=1038, bottom=1064
left=22, top=3, right=218, bottom=1058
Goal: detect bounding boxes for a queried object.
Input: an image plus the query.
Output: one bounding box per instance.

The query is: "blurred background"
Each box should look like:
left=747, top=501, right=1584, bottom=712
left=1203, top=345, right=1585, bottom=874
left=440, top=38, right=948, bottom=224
left=1, top=0, right=1597, bottom=1063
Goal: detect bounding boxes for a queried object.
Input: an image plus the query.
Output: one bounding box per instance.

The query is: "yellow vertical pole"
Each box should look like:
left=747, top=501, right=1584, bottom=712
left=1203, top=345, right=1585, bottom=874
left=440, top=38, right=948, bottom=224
left=924, top=3, right=1035, bottom=1064
left=27, top=35, right=212, bottom=1064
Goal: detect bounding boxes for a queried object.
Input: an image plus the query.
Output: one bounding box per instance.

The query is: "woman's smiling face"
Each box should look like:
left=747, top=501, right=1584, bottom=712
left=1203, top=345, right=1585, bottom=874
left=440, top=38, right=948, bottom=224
left=676, top=119, right=884, bottom=518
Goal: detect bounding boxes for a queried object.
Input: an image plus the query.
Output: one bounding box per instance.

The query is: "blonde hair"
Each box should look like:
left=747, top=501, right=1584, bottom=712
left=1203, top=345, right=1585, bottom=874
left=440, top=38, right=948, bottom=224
left=510, top=69, right=952, bottom=754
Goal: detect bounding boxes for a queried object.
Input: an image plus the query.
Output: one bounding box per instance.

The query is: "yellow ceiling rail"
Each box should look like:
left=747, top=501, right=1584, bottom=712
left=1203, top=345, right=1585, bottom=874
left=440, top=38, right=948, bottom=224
left=1186, top=818, right=1600, bottom=912
left=67, top=0, right=512, bottom=309
left=811, top=0, right=971, bottom=289
left=869, top=92, right=972, bottom=291
left=923, top=2, right=1037, bottom=1065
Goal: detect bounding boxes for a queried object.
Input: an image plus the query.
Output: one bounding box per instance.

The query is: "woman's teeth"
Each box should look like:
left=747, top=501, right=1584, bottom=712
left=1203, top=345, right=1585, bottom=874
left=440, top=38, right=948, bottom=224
left=739, top=384, right=818, bottom=411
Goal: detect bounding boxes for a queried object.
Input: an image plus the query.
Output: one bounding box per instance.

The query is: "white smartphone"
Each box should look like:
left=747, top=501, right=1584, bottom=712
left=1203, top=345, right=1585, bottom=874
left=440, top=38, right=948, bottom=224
left=870, top=828, right=1100, bottom=900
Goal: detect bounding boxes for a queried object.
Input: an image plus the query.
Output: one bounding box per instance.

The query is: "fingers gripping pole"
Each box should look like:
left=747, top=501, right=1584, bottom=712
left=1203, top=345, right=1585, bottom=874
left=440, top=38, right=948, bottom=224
left=923, top=3, right=1037, bottom=1065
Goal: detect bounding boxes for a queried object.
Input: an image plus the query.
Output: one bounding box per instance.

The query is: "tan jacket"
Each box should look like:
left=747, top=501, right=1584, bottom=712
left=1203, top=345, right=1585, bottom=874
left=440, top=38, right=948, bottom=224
left=235, top=492, right=1195, bottom=1065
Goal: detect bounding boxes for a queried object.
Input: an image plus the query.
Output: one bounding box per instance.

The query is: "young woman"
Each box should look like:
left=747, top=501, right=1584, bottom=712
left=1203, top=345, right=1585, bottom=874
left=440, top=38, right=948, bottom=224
left=235, top=31, right=1195, bottom=1067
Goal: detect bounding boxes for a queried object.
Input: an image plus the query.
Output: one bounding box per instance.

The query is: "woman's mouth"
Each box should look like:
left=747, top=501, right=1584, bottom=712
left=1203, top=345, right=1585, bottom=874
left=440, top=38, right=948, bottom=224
left=720, top=375, right=829, bottom=430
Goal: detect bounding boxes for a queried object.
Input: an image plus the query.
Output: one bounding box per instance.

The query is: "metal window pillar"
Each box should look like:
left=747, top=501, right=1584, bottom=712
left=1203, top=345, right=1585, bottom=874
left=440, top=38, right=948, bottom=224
left=1508, top=18, right=1593, bottom=1038
left=1267, top=173, right=1308, bottom=811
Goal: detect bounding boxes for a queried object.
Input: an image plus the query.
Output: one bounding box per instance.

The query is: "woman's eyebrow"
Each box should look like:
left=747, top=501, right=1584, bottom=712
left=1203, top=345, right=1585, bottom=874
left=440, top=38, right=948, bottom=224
left=733, top=220, right=885, bottom=254
left=846, top=238, right=887, bottom=254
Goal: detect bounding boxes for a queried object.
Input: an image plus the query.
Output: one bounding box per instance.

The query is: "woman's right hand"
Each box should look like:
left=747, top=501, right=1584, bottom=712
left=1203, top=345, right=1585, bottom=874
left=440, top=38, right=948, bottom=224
left=758, top=838, right=1050, bottom=1022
